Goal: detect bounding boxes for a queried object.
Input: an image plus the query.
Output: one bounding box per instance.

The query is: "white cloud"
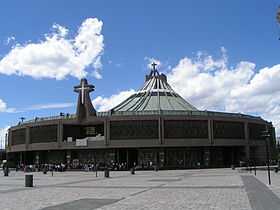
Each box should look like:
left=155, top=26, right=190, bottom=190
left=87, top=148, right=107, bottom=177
left=92, top=89, right=136, bottom=112
left=167, top=51, right=255, bottom=111
left=92, top=48, right=280, bottom=135
left=0, top=18, right=104, bottom=80
left=0, top=99, right=8, bottom=112
left=25, top=102, right=74, bottom=111
left=52, top=24, right=68, bottom=37
left=0, top=101, right=73, bottom=113
left=0, top=126, right=10, bottom=149
left=5, top=36, right=15, bottom=45
left=145, top=57, right=161, bottom=70
left=165, top=48, right=280, bottom=134
left=0, top=99, right=16, bottom=113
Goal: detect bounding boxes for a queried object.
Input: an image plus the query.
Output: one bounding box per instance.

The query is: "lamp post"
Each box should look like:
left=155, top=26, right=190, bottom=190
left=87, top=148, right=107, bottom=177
left=262, top=128, right=271, bottom=185
left=19, top=117, right=25, bottom=123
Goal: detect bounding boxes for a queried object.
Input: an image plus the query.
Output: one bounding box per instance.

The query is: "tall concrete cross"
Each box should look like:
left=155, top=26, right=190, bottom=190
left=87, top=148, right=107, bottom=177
left=74, top=79, right=94, bottom=105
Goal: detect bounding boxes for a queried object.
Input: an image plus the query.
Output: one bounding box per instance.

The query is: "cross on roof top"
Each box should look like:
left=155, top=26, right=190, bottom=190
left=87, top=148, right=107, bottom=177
left=151, top=62, right=157, bottom=71
left=74, top=79, right=95, bottom=105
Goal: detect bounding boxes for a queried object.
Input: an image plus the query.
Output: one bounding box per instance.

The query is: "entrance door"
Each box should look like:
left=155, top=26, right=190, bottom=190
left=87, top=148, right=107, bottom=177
left=118, top=149, right=127, bottom=164
left=128, top=149, right=138, bottom=169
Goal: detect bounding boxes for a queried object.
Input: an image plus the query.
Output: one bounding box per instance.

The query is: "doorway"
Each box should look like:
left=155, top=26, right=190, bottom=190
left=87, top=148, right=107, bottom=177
left=128, top=149, right=138, bottom=169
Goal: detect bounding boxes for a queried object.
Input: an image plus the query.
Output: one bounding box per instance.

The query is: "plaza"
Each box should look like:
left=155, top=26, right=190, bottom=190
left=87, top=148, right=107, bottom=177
left=1, top=168, right=280, bottom=209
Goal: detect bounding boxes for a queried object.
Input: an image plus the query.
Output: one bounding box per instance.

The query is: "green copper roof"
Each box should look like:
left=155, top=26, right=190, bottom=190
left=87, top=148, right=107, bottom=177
left=111, top=65, right=197, bottom=112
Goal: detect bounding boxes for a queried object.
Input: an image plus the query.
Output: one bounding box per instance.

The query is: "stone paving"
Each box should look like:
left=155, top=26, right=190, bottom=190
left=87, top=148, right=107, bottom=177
left=0, top=168, right=279, bottom=210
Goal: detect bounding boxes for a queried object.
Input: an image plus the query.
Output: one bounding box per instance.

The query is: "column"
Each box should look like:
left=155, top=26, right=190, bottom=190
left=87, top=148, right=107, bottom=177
left=208, top=120, right=214, bottom=145
left=20, top=152, right=23, bottom=165
left=204, top=148, right=210, bottom=167
left=161, top=118, right=165, bottom=145
left=244, top=122, right=250, bottom=161
left=105, top=119, right=110, bottom=146
left=25, top=127, right=30, bottom=150
left=126, top=150, right=129, bottom=170
left=158, top=117, right=162, bottom=144
left=57, top=122, right=63, bottom=148
left=66, top=150, right=71, bottom=169
left=208, top=120, right=212, bottom=144
left=35, top=151, right=40, bottom=166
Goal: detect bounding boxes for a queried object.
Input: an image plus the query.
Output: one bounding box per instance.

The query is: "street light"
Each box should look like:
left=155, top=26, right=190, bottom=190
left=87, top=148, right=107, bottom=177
left=19, top=117, right=25, bottom=123
left=262, top=127, right=271, bottom=185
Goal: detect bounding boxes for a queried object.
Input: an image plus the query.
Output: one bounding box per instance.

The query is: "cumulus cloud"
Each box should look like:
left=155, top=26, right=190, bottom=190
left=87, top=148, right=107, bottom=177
left=0, top=101, right=74, bottom=114
left=25, top=102, right=74, bottom=111
left=167, top=50, right=255, bottom=111
left=166, top=48, right=280, bottom=134
left=92, top=48, right=280, bottom=135
left=92, top=89, right=136, bottom=112
left=0, top=99, right=16, bottom=113
left=5, top=36, right=15, bottom=45
left=0, top=126, right=9, bottom=149
left=0, top=18, right=104, bottom=80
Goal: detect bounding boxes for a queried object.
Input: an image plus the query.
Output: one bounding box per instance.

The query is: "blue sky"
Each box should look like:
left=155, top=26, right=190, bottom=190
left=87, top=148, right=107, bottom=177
left=0, top=0, right=280, bottom=146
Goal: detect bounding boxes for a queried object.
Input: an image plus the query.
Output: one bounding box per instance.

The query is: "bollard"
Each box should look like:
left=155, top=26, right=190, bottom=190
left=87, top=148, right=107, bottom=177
left=25, top=174, right=33, bottom=187
left=104, top=169, right=109, bottom=178
left=130, top=167, right=135, bottom=175
left=43, top=167, right=47, bottom=174
left=4, top=168, right=9, bottom=176
left=155, top=165, right=158, bottom=172
left=275, top=167, right=278, bottom=173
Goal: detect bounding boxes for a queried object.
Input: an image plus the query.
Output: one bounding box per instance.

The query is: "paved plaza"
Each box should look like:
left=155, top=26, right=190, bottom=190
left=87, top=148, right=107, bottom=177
left=0, top=168, right=280, bottom=210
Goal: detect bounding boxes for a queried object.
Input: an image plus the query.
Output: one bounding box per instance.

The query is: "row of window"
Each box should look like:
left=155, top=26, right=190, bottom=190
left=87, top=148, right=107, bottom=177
left=110, top=120, right=158, bottom=140
left=10, top=121, right=268, bottom=145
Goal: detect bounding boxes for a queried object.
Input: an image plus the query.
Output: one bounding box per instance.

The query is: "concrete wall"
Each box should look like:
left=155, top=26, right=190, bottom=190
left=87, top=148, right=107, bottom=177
left=7, top=114, right=274, bottom=165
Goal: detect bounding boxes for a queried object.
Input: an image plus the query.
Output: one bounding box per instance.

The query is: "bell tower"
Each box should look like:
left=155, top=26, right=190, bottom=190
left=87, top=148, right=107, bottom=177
left=74, top=78, right=96, bottom=121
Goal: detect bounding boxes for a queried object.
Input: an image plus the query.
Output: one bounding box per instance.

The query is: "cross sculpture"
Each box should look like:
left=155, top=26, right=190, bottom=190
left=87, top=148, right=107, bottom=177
left=151, top=62, right=157, bottom=71
left=74, top=79, right=95, bottom=105
left=19, top=117, right=25, bottom=123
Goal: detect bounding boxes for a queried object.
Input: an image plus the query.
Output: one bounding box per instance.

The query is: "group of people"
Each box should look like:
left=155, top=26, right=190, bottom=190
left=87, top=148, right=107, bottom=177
left=10, top=159, right=160, bottom=173
left=15, top=163, right=67, bottom=172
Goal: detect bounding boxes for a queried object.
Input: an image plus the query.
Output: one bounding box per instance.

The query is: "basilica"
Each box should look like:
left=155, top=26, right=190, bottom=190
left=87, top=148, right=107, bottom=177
left=7, top=64, right=277, bottom=169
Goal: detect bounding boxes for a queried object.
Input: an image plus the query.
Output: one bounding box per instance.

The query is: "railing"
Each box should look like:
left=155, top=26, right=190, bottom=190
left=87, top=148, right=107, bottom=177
left=21, top=114, right=76, bottom=125
left=14, top=109, right=264, bottom=127
left=108, top=110, right=263, bottom=120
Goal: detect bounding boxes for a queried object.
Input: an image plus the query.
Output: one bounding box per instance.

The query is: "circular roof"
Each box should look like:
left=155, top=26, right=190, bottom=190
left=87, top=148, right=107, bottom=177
left=111, top=66, right=197, bottom=112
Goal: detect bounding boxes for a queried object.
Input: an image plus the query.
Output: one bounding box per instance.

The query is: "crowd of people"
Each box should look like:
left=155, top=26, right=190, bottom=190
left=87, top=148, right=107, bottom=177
left=15, top=163, right=67, bottom=172
left=11, top=160, right=157, bottom=173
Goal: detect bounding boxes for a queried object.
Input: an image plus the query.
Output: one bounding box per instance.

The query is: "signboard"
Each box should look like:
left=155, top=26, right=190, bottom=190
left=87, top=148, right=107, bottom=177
left=76, top=138, right=88, bottom=146
left=88, top=134, right=105, bottom=141
left=67, top=137, right=73, bottom=142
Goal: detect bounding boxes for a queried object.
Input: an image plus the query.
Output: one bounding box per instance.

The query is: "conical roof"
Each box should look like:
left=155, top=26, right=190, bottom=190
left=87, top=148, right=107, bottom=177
left=111, top=64, right=197, bottom=112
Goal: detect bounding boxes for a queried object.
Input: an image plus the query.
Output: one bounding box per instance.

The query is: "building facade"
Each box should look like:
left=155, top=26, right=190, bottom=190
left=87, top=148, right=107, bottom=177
left=7, top=65, right=277, bottom=169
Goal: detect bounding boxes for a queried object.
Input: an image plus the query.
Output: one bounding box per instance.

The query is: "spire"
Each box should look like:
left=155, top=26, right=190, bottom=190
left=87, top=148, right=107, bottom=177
left=74, top=78, right=96, bottom=121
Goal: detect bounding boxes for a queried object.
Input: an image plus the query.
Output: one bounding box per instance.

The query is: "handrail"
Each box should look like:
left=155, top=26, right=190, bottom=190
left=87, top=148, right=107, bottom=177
left=21, top=114, right=76, bottom=125
left=12, top=109, right=264, bottom=128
